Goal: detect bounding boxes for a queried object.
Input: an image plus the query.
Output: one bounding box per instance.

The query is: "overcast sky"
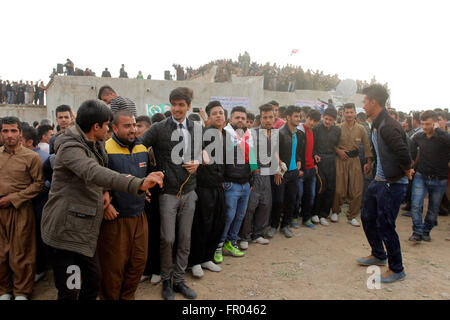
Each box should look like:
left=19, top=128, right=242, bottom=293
left=1, top=0, right=449, bottom=111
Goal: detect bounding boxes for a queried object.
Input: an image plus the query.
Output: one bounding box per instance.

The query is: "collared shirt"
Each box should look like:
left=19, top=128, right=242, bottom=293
left=172, top=116, right=189, bottom=152
left=0, top=145, right=44, bottom=208
left=313, top=122, right=341, bottom=156
left=337, top=120, right=372, bottom=158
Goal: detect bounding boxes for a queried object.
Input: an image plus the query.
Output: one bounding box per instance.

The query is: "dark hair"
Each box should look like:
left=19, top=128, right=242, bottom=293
left=301, top=106, right=311, bottom=114
left=113, top=110, right=135, bottom=126
left=76, top=100, right=114, bottom=133
left=388, top=109, right=398, bottom=119
left=164, top=110, right=172, bottom=118
left=55, top=104, right=72, bottom=116
left=362, top=84, right=389, bottom=108
left=356, top=112, right=367, bottom=122
left=37, top=124, right=53, bottom=141
left=267, top=100, right=279, bottom=107
left=224, top=109, right=228, bottom=121
left=188, top=113, right=201, bottom=122
left=405, top=116, right=412, bottom=131
left=254, top=115, right=261, bottom=124
left=246, top=112, right=255, bottom=121
left=98, top=85, right=115, bottom=100
left=136, top=115, right=152, bottom=127
left=420, top=110, right=437, bottom=122
left=436, top=111, right=448, bottom=121
left=0, top=116, right=22, bottom=131
left=412, top=111, right=421, bottom=122
left=307, top=109, right=321, bottom=122
left=343, top=103, right=356, bottom=111
left=32, top=121, right=39, bottom=128
left=151, top=113, right=166, bottom=123
left=323, top=107, right=337, bottom=119
left=169, top=87, right=193, bottom=105
left=278, top=106, right=287, bottom=117
left=285, top=105, right=301, bottom=117
left=205, top=101, right=223, bottom=116
left=259, top=103, right=274, bottom=114
left=22, top=124, right=38, bottom=147
left=231, top=106, right=247, bottom=116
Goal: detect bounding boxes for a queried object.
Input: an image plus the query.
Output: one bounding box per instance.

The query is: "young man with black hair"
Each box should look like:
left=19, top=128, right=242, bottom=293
left=358, top=84, right=413, bottom=283
left=310, top=107, right=341, bottom=226
left=142, top=87, right=202, bottom=300
left=49, top=104, right=74, bottom=154
left=216, top=106, right=258, bottom=259
left=238, top=104, right=276, bottom=249
left=268, top=100, right=286, bottom=129
left=189, top=101, right=226, bottom=277
left=267, top=106, right=304, bottom=238
left=408, top=110, right=450, bottom=242
left=332, top=103, right=373, bottom=227
left=98, top=85, right=137, bottom=117
left=41, top=100, right=164, bottom=300
left=37, top=124, right=53, bottom=154
left=246, top=112, right=255, bottom=128
left=136, top=115, right=152, bottom=138
left=295, top=109, right=321, bottom=228
left=0, top=117, right=44, bottom=300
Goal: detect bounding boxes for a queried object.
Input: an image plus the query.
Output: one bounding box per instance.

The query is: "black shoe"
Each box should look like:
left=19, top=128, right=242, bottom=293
left=173, top=282, right=197, bottom=299
left=409, top=233, right=422, bottom=242
left=162, top=280, right=174, bottom=300
left=402, top=211, right=412, bottom=217
left=422, top=232, right=431, bottom=242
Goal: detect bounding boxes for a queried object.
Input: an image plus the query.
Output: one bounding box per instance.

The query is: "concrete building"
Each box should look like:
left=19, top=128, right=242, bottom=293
left=0, top=104, right=47, bottom=123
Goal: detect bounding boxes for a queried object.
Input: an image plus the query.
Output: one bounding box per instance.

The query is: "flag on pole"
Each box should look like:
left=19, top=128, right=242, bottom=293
left=290, top=49, right=299, bottom=56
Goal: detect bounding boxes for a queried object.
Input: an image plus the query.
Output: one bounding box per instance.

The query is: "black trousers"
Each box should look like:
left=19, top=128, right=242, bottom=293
left=49, top=247, right=101, bottom=300
left=314, top=157, right=336, bottom=218
left=270, top=170, right=299, bottom=229
left=188, top=186, right=225, bottom=266
left=143, top=186, right=161, bottom=276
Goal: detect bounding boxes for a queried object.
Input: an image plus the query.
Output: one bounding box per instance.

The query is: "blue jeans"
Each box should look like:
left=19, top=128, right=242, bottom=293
left=410, top=172, right=447, bottom=235
left=362, top=181, right=407, bottom=273
left=7, top=91, right=12, bottom=104
left=220, top=182, right=251, bottom=243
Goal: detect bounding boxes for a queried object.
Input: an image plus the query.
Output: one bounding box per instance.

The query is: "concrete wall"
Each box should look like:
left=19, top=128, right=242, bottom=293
left=46, top=76, right=364, bottom=123
left=0, top=104, right=47, bottom=123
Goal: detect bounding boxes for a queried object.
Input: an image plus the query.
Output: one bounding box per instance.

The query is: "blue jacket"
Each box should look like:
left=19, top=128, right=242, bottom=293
left=105, top=134, right=149, bottom=218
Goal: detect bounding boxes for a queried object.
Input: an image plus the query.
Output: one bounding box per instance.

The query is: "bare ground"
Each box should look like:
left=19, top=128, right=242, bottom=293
left=32, top=206, right=450, bottom=300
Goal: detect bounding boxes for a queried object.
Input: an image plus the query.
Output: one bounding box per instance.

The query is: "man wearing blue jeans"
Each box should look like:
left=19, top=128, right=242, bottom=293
left=216, top=106, right=257, bottom=260
left=358, top=84, right=414, bottom=283
left=409, top=110, right=450, bottom=242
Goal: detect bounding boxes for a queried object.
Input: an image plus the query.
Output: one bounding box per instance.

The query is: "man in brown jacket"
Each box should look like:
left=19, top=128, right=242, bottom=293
left=0, top=117, right=44, bottom=300
left=41, top=100, right=164, bottom=300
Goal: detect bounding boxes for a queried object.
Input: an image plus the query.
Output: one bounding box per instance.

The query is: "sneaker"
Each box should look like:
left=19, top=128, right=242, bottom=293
left=348, top=219, right=360, bottom=227
left=302, top=219, right=316, bottom=229
left=319, top=218, right=330, bottom=226
left=191, top=264, right=204, bottom=278
left=290, top=218, right=300, bottom=229
left=223, top=241, right=245, bottom=257
left=330, top=213, right=339, bottom=223
left=266, top=227, right=277, bottom=238
left=214, top=246, right=223, bottom=264
left=409, top=233, right=422, bottom=242
left=356, top=256, right=387, bottom=266
left=280, top=226, right=293, bottom=238
left=140, top=275, right=150, bottom=283
left=311, top=215, right=320, bottom=224
left=422, top=232, right=431, bottom=242
left=380, top=271, right=406, bottom=283
left=0, top=294, right=13, bottom=300
left=201, top=261, right=222, bottom=272
left=173, top=282, right=197, bottom=299
left=162, top=280, right=174, bottom=300
left=14, top=296, right=28, bottom=300
left=239, top=241, right=249, bottom=250
left=34, top=272, right=46, bottom=283
left=150, top=274, right=161, bottom=285
left=253, top=236, right=269, bottom=245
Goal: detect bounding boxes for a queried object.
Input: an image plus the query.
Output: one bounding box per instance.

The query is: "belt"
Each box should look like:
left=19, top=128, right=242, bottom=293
left=345, top=149, right=360, bottom=158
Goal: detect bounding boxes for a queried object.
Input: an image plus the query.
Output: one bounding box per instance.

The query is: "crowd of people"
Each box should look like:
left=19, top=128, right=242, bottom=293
left=0, top=80, right=46, bottom=105
left=1, top=83, right=449, bottom=301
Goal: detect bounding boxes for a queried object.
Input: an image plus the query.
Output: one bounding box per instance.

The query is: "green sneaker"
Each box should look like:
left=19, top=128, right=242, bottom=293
left=223, top=241, right=245, bottom=257
left=214, top=247, right=223, bottom=264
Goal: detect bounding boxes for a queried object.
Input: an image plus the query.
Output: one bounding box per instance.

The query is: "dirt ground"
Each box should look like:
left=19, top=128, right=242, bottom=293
left=32, top=205, right=450, bottom=300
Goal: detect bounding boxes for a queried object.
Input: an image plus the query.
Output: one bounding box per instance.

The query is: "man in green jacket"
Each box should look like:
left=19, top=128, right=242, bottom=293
left=41, top=100, right=163, bottom=300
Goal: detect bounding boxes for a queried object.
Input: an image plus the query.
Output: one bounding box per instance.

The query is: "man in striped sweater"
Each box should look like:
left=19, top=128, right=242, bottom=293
left=98, top=85, right=137, bottom=117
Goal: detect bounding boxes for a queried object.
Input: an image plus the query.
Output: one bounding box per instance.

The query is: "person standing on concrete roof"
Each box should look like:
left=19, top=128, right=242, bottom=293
left=101, top=68, right=111, bottom=78
left=98, top=85, right=137, bottom=117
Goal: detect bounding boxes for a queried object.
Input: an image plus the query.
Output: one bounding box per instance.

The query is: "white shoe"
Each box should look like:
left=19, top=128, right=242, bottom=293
left=253, top=236, right=270, bottom=245
left=320, top=218, right=330, bottom=226
left=192, top=264, right=204, bottom=278
left=150, top=274, right=161, bottom=285
left=239, top=241, right=248, bottom=250
left=330, top=213, right=339, bottom=222
left=34, top=272, right=46, bottom=283
left=311, top=215, right=320, bottom=224
left=14, top=296, right=28, bottom=300
left=140, top=275, right=150, bottom=283
left=0, top=294, right=13, bottom=300
left=349, top=218, right=360, bottom=227
left=201, top=261, right=222, bottom=272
